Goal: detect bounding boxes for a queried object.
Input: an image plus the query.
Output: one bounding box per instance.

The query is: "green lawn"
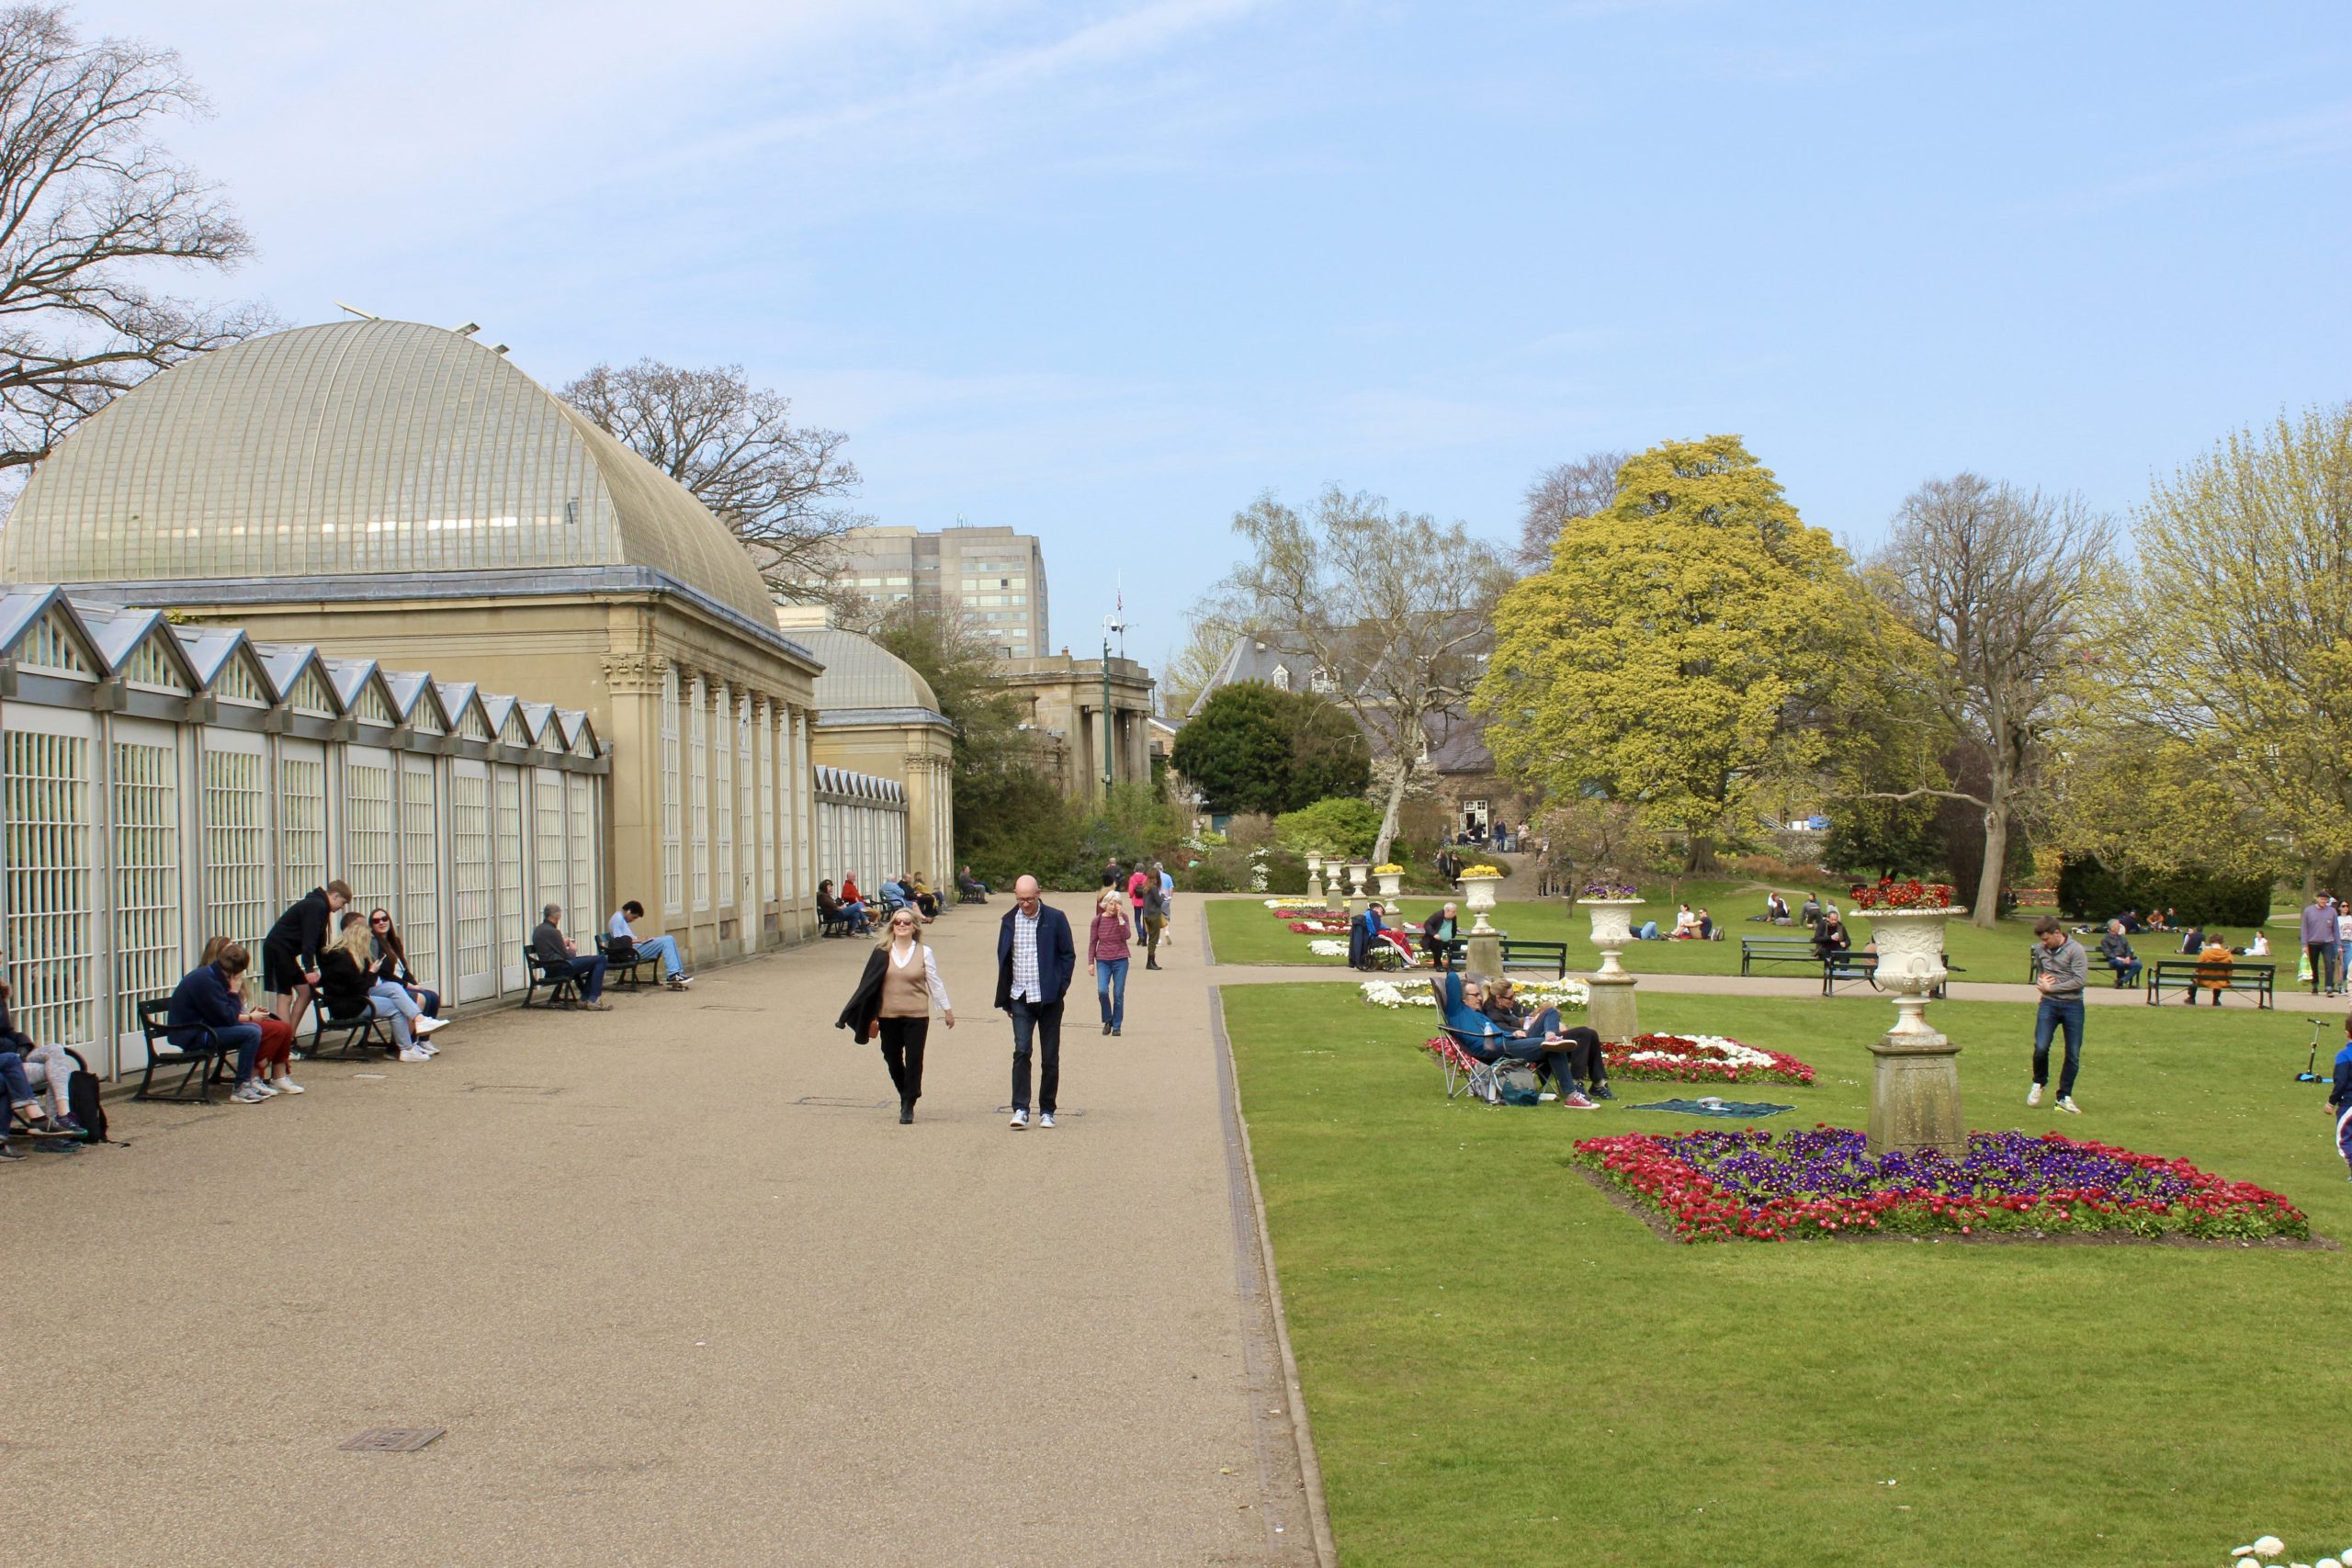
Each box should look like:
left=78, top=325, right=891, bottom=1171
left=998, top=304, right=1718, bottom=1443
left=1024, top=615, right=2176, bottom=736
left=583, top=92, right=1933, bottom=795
left=1224, top=983, right=2352, bottom=1567
left=1208, top=883, right=2289, bottom=982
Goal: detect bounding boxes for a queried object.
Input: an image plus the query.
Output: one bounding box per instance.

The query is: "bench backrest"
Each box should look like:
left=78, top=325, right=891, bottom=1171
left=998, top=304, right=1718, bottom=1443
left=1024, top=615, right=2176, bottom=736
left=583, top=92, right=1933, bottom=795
left=136, top=996, right=174, bottom=1040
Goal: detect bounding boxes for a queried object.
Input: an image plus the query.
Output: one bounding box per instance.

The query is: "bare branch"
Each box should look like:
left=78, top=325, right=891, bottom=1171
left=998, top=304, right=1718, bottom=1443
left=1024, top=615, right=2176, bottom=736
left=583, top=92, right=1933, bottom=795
left=1514, top=449, right=1627, bottom=571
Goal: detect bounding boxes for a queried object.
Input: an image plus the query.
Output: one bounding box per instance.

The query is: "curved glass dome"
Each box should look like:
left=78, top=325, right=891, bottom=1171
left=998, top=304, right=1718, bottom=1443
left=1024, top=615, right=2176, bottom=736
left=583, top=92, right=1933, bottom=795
left=792, top=626, right=943, bottom=715
left=0, top=319, right=776, bottom=625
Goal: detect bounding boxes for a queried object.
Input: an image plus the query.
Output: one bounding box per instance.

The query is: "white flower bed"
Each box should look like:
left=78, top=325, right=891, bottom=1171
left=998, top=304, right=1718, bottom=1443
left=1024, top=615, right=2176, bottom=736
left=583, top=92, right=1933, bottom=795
left=1615, top=1033, right=1776, bottom=1071
left=1307, top=940, right=1349, bottom=958
left=1360, top=977, right=1589, bottom=1010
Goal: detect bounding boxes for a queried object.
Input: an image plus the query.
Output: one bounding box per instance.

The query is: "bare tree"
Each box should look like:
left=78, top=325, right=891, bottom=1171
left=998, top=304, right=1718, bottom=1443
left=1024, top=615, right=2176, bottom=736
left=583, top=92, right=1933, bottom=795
left=1219, top=486, right=1514, bottom=863
left=561, top=359, right=865, bottom=600
left=1514, top=450, right=1628, bottom=571
left=1860, top=474, right=2113, bottom=928
left=0, top=6, right=266, bottom=473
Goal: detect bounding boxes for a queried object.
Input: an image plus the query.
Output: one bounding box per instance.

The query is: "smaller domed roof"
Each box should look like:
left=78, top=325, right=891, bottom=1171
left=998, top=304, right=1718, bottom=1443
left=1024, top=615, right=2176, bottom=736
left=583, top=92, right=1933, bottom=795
left=793, top=626, right=944, bottom=718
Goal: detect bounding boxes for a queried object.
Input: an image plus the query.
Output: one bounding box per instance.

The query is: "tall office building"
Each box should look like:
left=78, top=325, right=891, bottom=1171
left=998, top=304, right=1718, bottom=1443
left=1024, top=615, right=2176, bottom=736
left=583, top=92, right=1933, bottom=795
left=822, top=525, right=1050, bottom=658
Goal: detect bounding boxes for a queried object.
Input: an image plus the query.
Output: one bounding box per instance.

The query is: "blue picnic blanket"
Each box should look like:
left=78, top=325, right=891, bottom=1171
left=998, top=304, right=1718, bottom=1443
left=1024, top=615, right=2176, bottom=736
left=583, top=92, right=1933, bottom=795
left=1627, top=1098, right=1794, bottom=1119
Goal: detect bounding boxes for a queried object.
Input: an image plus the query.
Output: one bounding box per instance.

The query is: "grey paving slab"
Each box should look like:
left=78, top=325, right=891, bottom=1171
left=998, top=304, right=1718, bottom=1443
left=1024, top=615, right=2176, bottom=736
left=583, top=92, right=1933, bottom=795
left=18, top=893, right=1315, bottom=1568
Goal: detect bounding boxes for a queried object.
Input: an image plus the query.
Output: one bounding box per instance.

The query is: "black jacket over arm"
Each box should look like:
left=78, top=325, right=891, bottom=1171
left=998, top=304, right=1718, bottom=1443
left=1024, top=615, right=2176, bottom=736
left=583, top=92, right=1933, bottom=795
left=836, top=947, right=889, bottom=1044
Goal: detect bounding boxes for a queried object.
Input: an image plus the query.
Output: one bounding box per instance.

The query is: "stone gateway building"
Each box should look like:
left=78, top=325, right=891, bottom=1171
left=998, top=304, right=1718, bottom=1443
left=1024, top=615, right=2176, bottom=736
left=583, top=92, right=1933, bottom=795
left=0, top=318, right=934, bottom=1001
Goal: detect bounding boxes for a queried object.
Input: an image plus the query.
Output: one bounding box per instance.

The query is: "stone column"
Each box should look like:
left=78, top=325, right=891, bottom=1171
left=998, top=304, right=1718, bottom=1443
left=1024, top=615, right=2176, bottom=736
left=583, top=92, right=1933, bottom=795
left=598, top=648, right=668, bottom=943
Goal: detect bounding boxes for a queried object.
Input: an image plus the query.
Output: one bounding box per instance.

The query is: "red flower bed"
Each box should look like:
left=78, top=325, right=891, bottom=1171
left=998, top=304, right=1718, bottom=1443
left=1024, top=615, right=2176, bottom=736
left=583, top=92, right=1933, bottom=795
left=1848, top=877, right=1957, bottom=910
left=1606, top=1032, right=1815, bottom=1086
left=1573, top=1127, right=2310, bottom=1244
left=1286, top=918, right=1351, bottom=934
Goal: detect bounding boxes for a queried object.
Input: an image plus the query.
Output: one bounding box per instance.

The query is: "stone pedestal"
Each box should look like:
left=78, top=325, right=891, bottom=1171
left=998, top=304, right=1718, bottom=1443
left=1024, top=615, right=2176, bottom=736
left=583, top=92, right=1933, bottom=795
left=1587, top=973, right=1639, bottom=1044
left=1861, top=906, right=1966, bottom=1157
left=1868, top=1034, right=1964, bottom=1156
left=1465, top=929, right=1503, bottom=981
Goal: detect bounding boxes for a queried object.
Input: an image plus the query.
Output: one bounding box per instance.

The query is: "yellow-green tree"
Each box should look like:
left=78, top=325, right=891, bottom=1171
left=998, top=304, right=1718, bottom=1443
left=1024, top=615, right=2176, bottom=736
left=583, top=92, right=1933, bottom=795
left=1475, top=435, right=1884, bottom=869
left=2053, top=403, right=2352, bottom=890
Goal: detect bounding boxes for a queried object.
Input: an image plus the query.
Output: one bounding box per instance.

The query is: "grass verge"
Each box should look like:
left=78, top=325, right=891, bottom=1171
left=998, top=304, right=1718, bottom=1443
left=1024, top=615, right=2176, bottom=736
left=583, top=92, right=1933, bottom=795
left=1224, top=983, right=2352, bottom=1566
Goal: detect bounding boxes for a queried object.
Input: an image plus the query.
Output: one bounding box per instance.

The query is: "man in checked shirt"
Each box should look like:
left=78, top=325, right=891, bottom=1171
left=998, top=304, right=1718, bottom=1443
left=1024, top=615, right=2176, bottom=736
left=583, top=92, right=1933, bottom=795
left=993, top=875, right=1076, bottom=1130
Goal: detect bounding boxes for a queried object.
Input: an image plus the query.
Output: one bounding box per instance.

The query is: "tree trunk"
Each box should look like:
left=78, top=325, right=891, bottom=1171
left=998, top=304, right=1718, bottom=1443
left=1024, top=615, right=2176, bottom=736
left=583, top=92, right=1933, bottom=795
left=1972, top=803, right=2007, bottom=929
left=1685, top=834, right=1718, bottom=874
left=1372, top=764, right=1408, bottom=866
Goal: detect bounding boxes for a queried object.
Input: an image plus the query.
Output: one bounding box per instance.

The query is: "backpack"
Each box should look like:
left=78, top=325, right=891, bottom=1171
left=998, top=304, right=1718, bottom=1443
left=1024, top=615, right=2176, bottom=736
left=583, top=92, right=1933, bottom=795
left=1493, top=1065, right=1544, bottom=1106
left=66, top=1059, right=107, bottom=1143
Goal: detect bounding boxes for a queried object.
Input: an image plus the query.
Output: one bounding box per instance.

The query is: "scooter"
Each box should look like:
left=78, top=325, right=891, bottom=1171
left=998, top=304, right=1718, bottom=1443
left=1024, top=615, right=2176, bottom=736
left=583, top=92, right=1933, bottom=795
left=2297, top=1016, right=2330, bottom=1084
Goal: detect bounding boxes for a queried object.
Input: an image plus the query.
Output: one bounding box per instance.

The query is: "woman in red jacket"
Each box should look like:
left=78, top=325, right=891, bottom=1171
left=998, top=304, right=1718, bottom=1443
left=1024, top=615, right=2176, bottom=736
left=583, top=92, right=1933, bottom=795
left=1089, top=888, right=1133, bottom=1037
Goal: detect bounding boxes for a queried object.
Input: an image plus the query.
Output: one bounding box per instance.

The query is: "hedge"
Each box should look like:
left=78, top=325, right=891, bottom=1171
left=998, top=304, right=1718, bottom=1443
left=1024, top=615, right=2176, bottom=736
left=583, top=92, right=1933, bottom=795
left=2055, top=854, right=2275, bottom=928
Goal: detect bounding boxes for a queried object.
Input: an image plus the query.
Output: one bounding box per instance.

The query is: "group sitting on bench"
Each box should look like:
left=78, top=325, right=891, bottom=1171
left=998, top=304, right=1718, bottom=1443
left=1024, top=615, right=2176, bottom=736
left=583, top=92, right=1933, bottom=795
left=1435, top=969, right=1610, bottom=1109
left=819, top=879, right=871, bottom=936
left=605, top=900, right=694, bottom=990
left=1, top=954, right=86, bottom=1155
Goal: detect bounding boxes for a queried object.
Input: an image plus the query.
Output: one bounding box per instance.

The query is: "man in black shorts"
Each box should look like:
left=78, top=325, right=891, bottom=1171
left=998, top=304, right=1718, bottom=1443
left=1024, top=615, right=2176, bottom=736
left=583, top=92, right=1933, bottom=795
left=263, top=879, right=350, bottom=1032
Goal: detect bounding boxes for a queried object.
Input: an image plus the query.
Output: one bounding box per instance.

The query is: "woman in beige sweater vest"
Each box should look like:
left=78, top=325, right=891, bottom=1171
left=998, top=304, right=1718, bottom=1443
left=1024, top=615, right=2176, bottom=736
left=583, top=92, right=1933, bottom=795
left=837, top=906, right=956, bottom=1123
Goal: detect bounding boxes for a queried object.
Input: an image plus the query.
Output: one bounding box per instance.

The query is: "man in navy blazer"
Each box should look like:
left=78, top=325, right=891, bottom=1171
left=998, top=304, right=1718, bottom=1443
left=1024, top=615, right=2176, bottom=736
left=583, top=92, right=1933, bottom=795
left=994, top=874, right=1076, bottom=1130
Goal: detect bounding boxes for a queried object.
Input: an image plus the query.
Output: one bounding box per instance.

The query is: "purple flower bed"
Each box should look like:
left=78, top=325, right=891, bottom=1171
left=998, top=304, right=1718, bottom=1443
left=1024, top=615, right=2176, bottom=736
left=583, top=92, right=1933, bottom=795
left=1574, top=1127, right=2310, bottom=1243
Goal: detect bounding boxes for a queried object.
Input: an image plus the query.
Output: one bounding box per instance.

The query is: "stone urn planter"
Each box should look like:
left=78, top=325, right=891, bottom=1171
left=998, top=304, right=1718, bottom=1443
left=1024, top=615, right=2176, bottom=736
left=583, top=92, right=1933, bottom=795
left=1859, top=904, right=1967, bottom=1158
left=1374, top=865, right=1403, bottom=899
left=1457, top=873, right=1502, bottom=934
left=1347, top=863, right=1371, bottom=897
left=1577, top=897, right=1643, bottom=980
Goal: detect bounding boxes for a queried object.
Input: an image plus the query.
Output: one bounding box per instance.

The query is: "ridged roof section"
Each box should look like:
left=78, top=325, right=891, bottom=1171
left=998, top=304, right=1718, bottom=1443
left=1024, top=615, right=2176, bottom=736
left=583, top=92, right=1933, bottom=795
left=791, top=626, right=943, bottom=716
left=0, top=319, right=777, bottom=624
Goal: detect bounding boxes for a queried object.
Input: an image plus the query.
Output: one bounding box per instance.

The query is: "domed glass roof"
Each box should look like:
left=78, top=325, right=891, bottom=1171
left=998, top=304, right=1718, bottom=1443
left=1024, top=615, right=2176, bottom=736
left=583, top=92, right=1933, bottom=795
left=790, top=626, right=943, bottom=716
left=0, top=319, right=777, bottom=625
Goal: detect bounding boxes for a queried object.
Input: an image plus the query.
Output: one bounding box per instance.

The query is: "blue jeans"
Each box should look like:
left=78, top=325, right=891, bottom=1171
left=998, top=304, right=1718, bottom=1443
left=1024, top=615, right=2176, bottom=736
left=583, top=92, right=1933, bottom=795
left=1130, top=904, right=1146, bottom=940
left=2032, top=994, right=2084, bottom=1096
left=561, top=955, right=607, bottom=1003
left=632, top=933, right=684, bottom=977
left=0, top=1047, right=34, bottom=1108
left=1096, top=957, right=1129, bottom=1029
left=2105, top=957, right=2142, bottom=987
left=214, top=1022, right=263, bottom=1083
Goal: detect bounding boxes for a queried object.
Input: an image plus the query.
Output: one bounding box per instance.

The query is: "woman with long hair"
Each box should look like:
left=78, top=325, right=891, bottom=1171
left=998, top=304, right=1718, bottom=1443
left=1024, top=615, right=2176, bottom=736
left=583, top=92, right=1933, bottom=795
left=834, top=904, right=955, bottom=1123
left=1087, top=887, right=1132, bottom=1036
left=368, top=908, right=444, bottom=1024
left=320, top=914, right=427, bottom=1061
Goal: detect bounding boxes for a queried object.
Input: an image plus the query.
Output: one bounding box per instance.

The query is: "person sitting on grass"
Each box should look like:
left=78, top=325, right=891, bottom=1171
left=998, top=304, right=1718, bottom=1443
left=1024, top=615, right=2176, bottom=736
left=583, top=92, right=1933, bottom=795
left=607, top=900, right=693, bottom=989
left=2246, top=930, right=2272, bottom=958
left=2190, top=934, right=2234, bottom=1006
left=2178, top=922, right=2207, bottom=956
left=1668, top=903, right=1699, bottom=939
left=1763, top=893, right=1791, bottom=925
left=1800, top=894, right=1822, bottom=929
left=1435, top=972, right=1595, bottom=1109
left=2097, top=920, right=2143, bottom=987
left=531, top=904, right=612, bottom=1012
left=1697, top=908, right=1717, bottom=941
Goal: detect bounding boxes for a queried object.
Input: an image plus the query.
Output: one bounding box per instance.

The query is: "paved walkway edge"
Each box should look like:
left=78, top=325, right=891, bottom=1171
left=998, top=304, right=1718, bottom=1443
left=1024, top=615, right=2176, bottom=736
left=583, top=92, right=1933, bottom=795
left=1207, top=898, right=1339, bottom=1567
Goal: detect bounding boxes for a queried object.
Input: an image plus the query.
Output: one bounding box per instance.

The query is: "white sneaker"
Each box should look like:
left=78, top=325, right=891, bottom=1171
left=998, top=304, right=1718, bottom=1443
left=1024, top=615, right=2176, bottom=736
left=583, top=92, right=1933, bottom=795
left=399, top=1047, right=430, bottom=1063
left=2056, top=1095, right=2082, bottom=1115
left=413, top=1016, right=447, bottom=1036
left=249, top=1078, right=278, bottom=1098
left=667, top=974, right=694, bottom=988
left=1010, top=1109, right=1028, bottom=1130
left=416, top=1040, right=440, bottom=1056
left=1040, top=1112, right=1057, bottom=1129
left=273, top=1077, right=305, bottom=1094
left=231, top=1082, right=268, bottom=1103
left=2025, top=1084, right=2041, bottom=1107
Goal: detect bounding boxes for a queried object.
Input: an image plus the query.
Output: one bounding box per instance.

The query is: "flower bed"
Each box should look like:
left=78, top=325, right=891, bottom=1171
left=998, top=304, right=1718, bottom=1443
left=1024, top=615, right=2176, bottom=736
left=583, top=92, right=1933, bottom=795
left=1573, top=1126, right=2311, bottom=1244
left=1363, top=976, right=1590, bottom=1010
left=1307, top=939, right=1350, bottom=958
left=1847, top=877, right=1957, bottom=910
left=1264, top=902, right=1332, bottom=919
left=1286, top=918, right=1351, bottom=934
left=1608, top=1032, right=1814, bottom=1086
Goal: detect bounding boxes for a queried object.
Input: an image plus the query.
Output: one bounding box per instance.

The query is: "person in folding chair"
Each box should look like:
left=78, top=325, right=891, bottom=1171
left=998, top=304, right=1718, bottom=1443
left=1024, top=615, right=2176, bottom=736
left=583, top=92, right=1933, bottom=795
left=1434, top=970, right=1597, bottom=1109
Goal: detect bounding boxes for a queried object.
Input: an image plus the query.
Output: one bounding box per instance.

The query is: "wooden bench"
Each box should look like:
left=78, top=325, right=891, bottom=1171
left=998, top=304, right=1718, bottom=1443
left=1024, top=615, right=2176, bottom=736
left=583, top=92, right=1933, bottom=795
left=310, top=996, right=395, bottom=1059
left=596, top=933, right=653, bottom=991
left=2147, top=958, right=2275, bottom=1008
left=524, top=943, right=583, bottom=1009
left=1499, top=940, right=1567, bottom=978
left=133, top=998, right=236, bottom=1102
left=2026, top=945, right=2143, bottom=988
left=1742, top=938, right=1821, bottom=976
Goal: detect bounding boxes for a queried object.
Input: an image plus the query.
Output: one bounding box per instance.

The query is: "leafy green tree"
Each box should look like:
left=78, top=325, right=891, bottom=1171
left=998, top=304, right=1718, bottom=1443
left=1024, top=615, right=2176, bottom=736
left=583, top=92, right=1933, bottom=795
left=2055, top=402, right=2352, bottom=894
left=1476, top=435, right=1884, bottom=869
left=1170, top=680, right=1369, bottom=816
left=1272, top=796, right=1382, bottom=860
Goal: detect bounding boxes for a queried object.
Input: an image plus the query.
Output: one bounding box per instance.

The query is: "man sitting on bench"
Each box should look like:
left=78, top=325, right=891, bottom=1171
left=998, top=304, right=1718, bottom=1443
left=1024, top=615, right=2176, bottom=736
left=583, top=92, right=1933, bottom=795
left=958, top=864, right=989, bottom=904
left=608, top=900, right=693, bottom=990
left=2096, top=920, right=2143, bottom=987
left=1420, top=902, right=1460, bottom=967
left=534, top=904, right=612, bottom=1010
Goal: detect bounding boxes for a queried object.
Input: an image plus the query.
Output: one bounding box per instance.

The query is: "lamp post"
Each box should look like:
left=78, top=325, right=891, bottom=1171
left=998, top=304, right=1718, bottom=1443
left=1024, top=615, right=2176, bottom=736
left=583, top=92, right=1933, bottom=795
left=1101, top=613, right=1123, bottom=798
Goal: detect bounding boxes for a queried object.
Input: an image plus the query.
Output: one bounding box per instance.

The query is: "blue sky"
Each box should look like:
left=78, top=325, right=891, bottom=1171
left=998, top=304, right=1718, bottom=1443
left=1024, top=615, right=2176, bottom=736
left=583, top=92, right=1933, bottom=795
left=111, top=1, right=2352, bottom=670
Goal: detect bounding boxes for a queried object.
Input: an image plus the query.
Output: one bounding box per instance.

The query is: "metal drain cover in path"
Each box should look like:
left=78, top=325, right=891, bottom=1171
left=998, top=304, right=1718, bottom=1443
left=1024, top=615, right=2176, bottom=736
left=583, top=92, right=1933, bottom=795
left=340, top=1427, right=446, bottom=1453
